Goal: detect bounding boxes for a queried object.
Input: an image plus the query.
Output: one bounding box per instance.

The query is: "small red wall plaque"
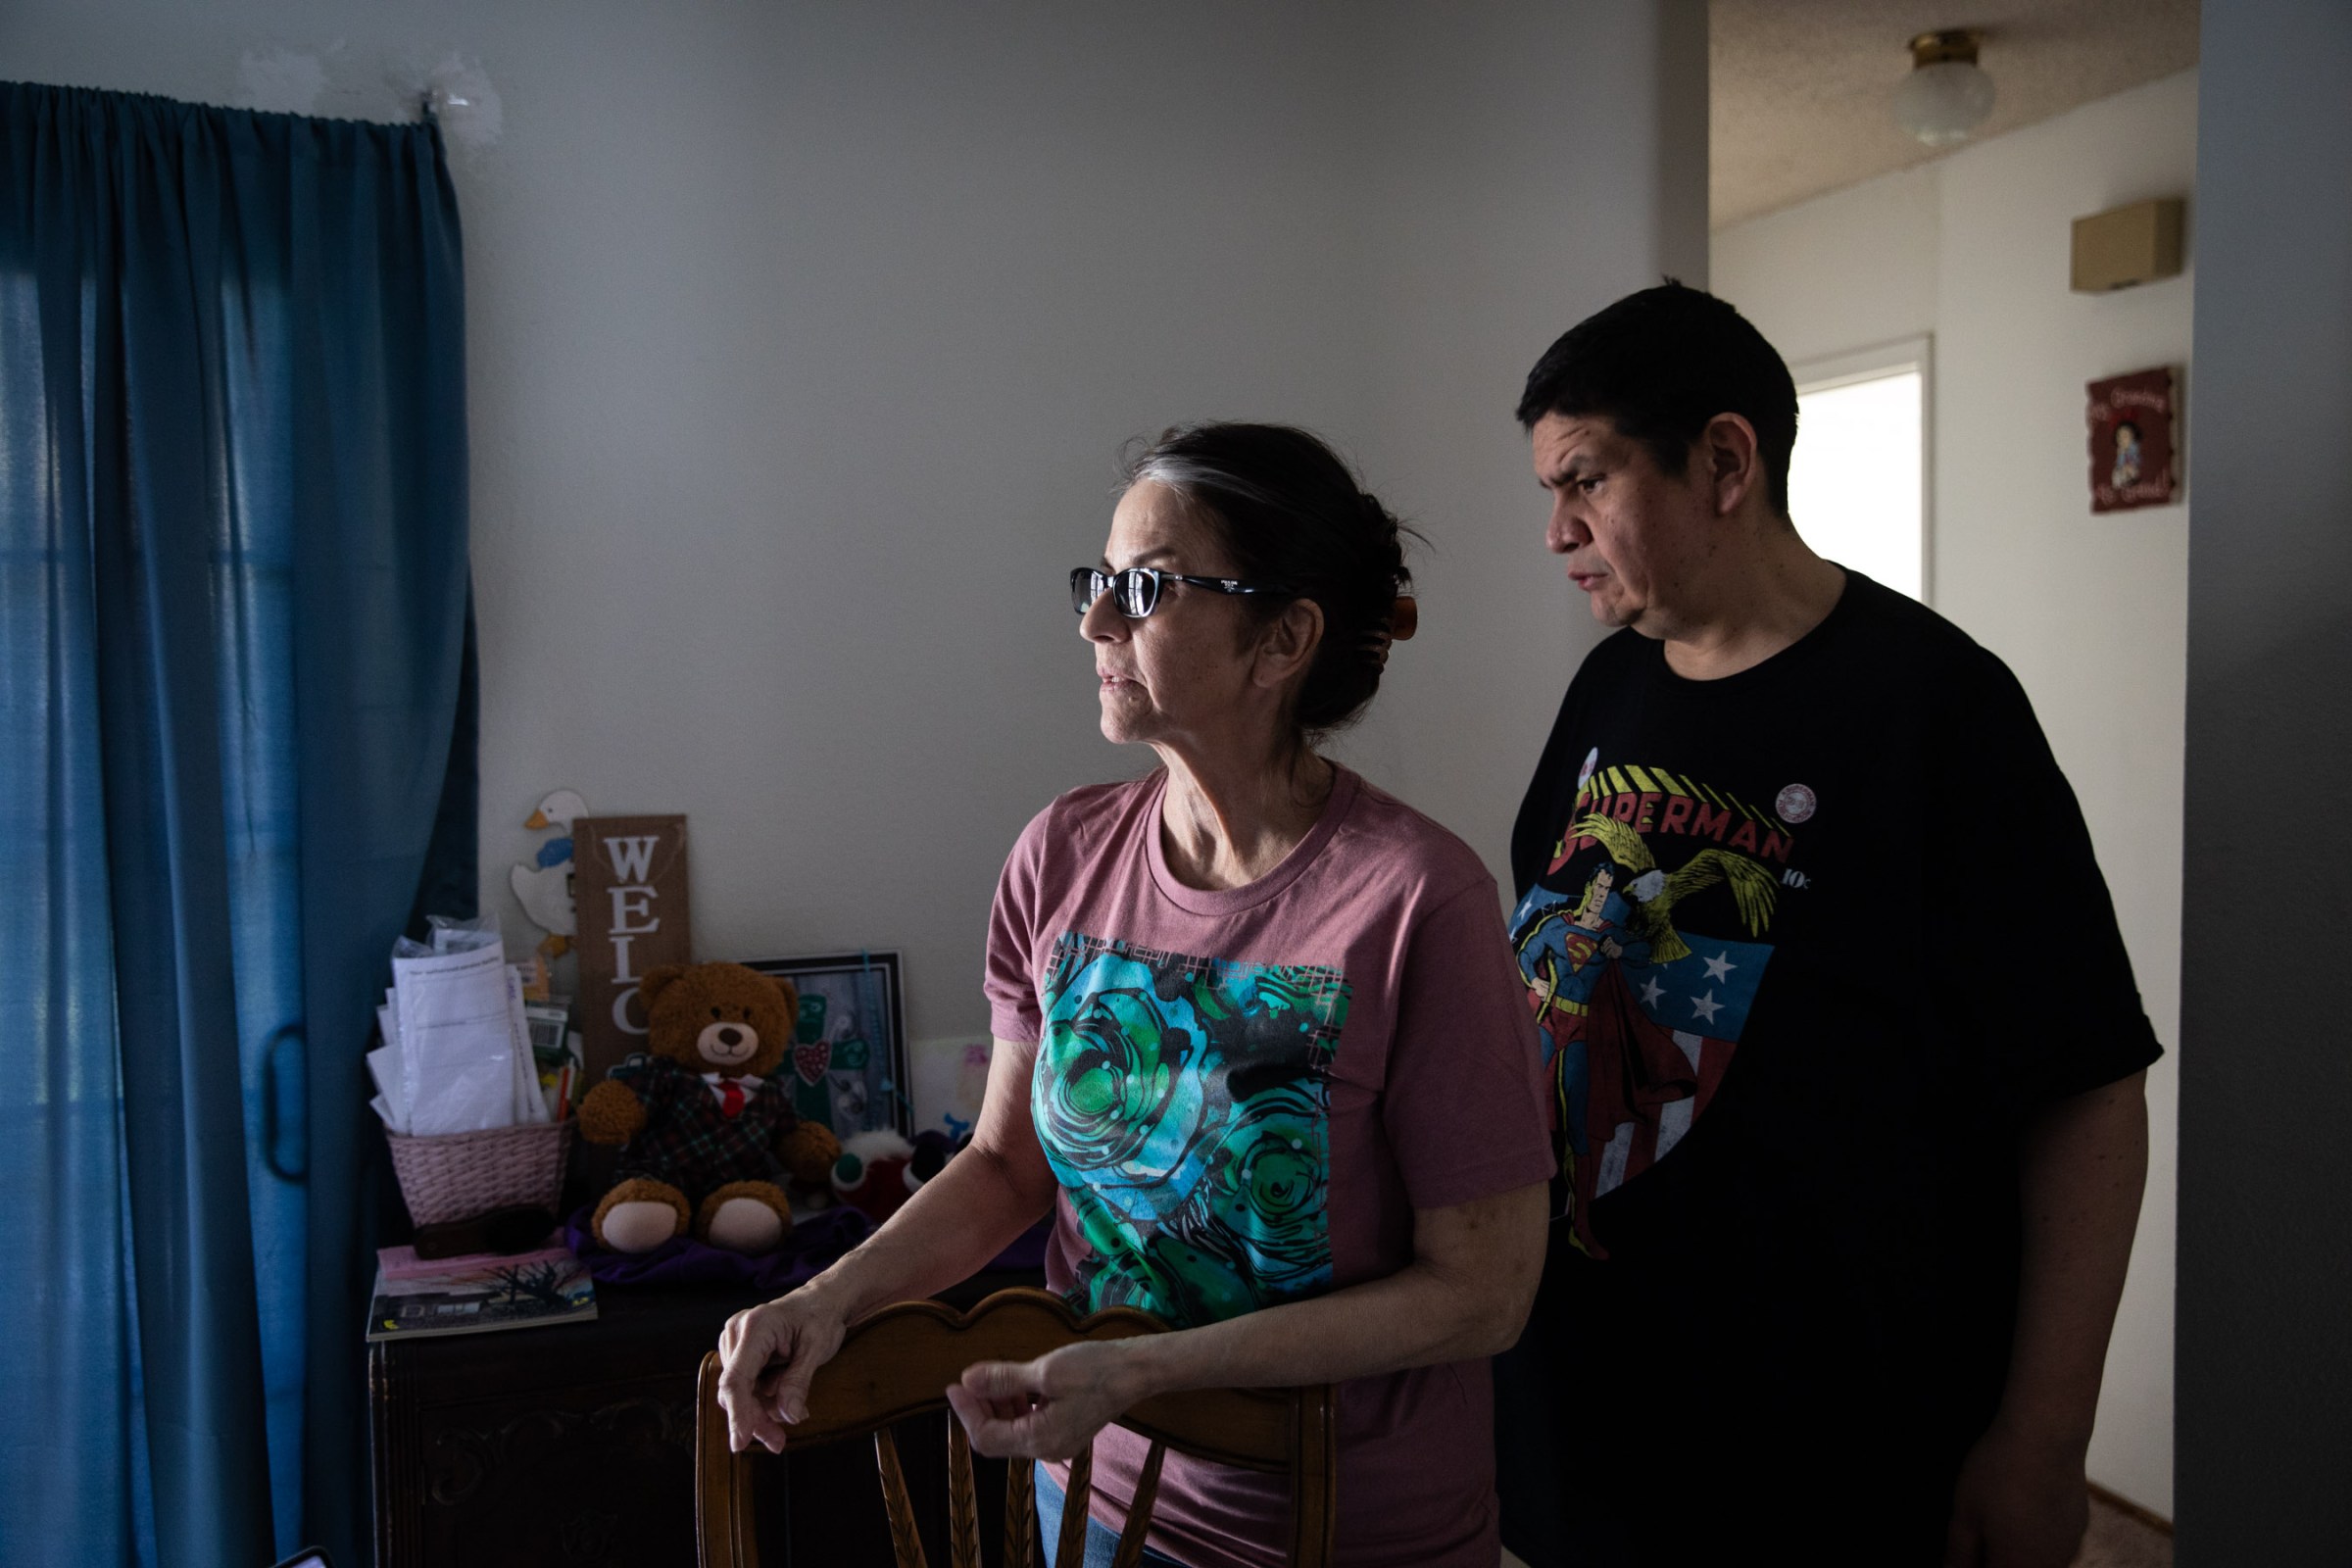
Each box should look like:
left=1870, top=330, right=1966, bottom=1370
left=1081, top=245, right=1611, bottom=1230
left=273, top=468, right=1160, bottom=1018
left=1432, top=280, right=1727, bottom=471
left=2086, top=368, right=2179, bottom=513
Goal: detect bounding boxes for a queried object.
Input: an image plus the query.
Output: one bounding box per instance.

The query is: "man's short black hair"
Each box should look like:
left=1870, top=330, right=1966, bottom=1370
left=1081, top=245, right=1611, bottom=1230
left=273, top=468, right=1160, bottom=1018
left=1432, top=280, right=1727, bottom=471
left=1516, top=281, right=1800, bottom=517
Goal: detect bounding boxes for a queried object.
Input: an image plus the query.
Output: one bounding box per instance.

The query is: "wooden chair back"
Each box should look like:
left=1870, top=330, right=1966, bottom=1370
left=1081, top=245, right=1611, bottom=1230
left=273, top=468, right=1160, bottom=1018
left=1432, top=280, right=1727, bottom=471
left=695, top=1287, right=1336, bottom=1568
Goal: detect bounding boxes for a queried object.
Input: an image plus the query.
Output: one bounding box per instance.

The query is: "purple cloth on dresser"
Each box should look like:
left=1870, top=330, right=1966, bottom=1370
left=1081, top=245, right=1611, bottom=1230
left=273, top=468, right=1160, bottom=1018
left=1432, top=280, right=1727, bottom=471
left=564, top=1203, right=1054, bottom=1291
left=565, top=1203, right=871, bottom=1292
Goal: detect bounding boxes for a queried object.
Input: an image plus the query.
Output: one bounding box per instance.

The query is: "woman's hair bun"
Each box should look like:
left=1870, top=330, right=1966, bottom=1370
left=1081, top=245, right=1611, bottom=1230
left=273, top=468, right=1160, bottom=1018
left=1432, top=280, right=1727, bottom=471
left=1124, top=423, right=1421, bottom=740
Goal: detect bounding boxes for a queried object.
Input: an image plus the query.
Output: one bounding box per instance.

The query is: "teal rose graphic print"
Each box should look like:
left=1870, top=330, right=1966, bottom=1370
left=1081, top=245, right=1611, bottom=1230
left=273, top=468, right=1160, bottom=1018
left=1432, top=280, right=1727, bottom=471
left=1036, top=933, right=1349, bottom=1328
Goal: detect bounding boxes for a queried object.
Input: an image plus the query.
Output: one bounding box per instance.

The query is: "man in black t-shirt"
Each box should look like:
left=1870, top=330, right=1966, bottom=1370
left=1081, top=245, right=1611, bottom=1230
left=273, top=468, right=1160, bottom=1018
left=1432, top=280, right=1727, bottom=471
left=1491, top=284, right=2157, bottom=1568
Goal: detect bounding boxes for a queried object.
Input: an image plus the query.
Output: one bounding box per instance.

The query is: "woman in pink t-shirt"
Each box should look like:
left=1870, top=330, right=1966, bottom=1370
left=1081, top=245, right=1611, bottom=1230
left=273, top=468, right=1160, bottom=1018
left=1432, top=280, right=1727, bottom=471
left=716, top=423, right=1553, bottom=1568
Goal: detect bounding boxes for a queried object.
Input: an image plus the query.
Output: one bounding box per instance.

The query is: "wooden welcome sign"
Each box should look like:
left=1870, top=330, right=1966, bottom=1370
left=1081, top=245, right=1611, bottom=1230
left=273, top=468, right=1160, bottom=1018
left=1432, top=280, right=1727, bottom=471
left=571, top=814, right=692, bottom=1086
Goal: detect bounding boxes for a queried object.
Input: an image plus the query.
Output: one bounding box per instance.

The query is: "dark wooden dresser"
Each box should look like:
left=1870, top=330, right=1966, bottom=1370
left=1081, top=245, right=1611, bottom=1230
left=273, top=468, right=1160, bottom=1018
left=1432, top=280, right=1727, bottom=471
left=370, top=1269, right=1040, bottom=1567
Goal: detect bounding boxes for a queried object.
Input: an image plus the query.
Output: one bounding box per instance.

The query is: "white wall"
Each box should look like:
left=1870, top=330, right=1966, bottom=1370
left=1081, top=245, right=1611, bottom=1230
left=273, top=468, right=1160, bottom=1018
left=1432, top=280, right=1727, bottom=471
left=1348, top=0, right=1708, bottom=846
left=1715, top=71, right=2195, bottom=1517
left=0, top=1, right=1700, bottom=1070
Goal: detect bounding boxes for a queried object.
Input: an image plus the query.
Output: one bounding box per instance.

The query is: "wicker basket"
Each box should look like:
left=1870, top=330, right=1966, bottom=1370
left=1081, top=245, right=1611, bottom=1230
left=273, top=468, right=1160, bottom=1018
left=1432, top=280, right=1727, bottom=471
left=387, top=1119, right=574, bottom=1226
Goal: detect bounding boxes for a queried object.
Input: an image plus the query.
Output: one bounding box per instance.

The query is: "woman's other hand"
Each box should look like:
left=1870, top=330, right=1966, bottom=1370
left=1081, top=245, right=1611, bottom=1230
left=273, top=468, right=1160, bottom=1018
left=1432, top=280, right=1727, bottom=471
left=944, top=1340, right=1145, bottom=1462
left=716, top=1289, right=852, bottom=1453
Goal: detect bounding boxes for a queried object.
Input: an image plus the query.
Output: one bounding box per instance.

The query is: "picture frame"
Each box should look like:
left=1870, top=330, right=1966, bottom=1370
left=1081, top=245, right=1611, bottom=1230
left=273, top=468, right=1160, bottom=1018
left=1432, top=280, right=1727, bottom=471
left=2086, top=367, right=2180, bottom=514
left=739, top=950, right=910, bottom=1140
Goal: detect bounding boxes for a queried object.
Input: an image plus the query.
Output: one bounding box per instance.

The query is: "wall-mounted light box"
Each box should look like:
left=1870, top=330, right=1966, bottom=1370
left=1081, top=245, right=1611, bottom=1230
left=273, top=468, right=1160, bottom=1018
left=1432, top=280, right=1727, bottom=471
left=2072, top=198, right=2185, bottom=293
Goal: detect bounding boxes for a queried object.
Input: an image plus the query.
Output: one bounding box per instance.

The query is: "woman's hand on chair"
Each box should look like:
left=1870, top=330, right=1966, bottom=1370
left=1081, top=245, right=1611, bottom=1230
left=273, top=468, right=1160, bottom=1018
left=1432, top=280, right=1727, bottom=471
left=716, top=1289, right=853, bottom=1453
left=945, top=1340, right=1147, bottom=1461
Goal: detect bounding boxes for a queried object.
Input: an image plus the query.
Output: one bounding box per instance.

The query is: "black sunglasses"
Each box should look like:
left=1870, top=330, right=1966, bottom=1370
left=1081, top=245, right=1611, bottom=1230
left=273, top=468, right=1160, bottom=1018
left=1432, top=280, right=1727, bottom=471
left=1069, top=565, right=1293, bottom=619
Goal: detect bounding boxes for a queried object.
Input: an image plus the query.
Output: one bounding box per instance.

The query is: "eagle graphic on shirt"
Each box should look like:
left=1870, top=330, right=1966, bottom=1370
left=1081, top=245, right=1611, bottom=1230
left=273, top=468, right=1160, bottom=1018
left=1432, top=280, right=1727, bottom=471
left=1565, top=814, right=1777, bottom=964
left=1511, top=762, right=1790, bottom=1258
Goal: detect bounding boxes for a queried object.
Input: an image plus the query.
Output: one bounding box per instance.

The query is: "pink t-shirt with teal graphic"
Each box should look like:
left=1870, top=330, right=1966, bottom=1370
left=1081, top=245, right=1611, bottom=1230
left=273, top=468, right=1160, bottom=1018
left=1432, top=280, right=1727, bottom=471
left=985, top=765, right=1553, bottom=1568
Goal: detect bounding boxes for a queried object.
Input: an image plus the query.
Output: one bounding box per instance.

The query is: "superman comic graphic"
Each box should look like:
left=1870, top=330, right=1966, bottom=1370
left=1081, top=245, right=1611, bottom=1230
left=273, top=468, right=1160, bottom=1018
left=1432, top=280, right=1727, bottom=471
left=1511, top=758, right=1786, bottom=1257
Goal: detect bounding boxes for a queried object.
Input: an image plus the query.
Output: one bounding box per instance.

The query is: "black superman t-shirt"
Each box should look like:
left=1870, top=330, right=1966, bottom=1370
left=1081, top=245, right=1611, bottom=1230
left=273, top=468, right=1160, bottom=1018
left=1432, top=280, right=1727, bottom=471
left=1493, top=571, right=2161, bottom=1565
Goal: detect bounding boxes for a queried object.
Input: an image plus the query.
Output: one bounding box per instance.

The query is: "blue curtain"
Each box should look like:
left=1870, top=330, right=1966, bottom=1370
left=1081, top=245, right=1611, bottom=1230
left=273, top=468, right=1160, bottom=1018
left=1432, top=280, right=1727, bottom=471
left=0, top=82, right=474, bottom=1567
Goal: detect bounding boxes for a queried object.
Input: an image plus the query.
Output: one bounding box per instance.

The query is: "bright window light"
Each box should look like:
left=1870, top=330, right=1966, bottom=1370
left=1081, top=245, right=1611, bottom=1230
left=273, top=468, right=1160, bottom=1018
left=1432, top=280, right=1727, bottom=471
left=1788, top=368, right=1925, bottom=601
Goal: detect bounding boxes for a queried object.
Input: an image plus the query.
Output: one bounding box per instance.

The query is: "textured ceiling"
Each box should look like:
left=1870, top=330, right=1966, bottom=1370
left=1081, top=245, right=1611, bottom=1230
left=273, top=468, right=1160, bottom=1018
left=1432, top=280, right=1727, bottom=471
left=1711, top=0, right=2200, bottom=228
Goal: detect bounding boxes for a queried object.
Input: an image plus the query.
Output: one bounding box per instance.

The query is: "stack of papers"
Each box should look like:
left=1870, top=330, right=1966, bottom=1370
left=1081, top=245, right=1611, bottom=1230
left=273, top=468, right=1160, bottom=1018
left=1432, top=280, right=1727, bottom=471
left=369, top=919, right=553, bottom=1136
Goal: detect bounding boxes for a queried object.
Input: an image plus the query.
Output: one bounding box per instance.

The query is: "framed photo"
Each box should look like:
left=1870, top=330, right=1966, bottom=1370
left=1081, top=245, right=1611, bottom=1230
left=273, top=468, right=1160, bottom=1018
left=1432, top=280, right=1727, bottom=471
left=740, top=950, right=910, bottom=1139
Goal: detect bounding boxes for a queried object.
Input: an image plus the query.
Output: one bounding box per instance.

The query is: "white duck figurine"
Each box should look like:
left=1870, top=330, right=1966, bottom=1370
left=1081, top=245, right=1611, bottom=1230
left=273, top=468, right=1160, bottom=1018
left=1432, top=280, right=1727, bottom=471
left=511, top=788, right=588, bottom=956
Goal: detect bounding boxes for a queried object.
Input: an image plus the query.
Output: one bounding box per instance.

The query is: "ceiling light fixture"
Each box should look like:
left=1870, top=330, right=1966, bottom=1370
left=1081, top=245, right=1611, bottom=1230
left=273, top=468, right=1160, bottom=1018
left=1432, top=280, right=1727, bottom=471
left=1893, top=29, right=1995, bottom=147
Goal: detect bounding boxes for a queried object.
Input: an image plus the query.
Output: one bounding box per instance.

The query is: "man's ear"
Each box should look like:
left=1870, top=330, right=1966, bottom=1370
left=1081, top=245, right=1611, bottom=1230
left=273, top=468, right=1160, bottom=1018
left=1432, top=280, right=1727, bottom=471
left=637, top=964, right=687, bottom=1009
left=1250, top=597, right=1325, bottom=692
left=1700, top=413, right=1764, bottom=517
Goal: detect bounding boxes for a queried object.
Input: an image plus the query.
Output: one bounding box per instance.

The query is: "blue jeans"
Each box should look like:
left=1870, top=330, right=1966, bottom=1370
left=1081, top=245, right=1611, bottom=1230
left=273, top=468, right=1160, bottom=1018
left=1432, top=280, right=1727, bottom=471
left=1035, top=1463, right=1191, bottom=1568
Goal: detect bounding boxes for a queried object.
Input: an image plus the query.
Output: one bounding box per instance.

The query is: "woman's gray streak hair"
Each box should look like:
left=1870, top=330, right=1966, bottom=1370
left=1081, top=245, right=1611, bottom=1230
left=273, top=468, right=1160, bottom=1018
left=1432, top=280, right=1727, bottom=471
left=1117, top=422, right=1419, bottom=743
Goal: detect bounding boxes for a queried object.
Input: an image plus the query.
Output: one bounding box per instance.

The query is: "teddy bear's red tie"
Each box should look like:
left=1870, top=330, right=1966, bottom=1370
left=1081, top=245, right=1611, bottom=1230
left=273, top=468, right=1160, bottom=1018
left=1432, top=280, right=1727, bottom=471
left=718, top=1080, right=746, bottom=1119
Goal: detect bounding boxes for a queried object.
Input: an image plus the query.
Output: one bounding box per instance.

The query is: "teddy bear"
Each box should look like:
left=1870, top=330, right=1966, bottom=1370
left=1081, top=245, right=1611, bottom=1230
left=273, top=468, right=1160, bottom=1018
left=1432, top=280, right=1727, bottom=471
left=576, top=961, right=843, bottom=1254
left=826, top=1127, right=970, bottom=1223
left=826, top=1129, right=917, bottom=1224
